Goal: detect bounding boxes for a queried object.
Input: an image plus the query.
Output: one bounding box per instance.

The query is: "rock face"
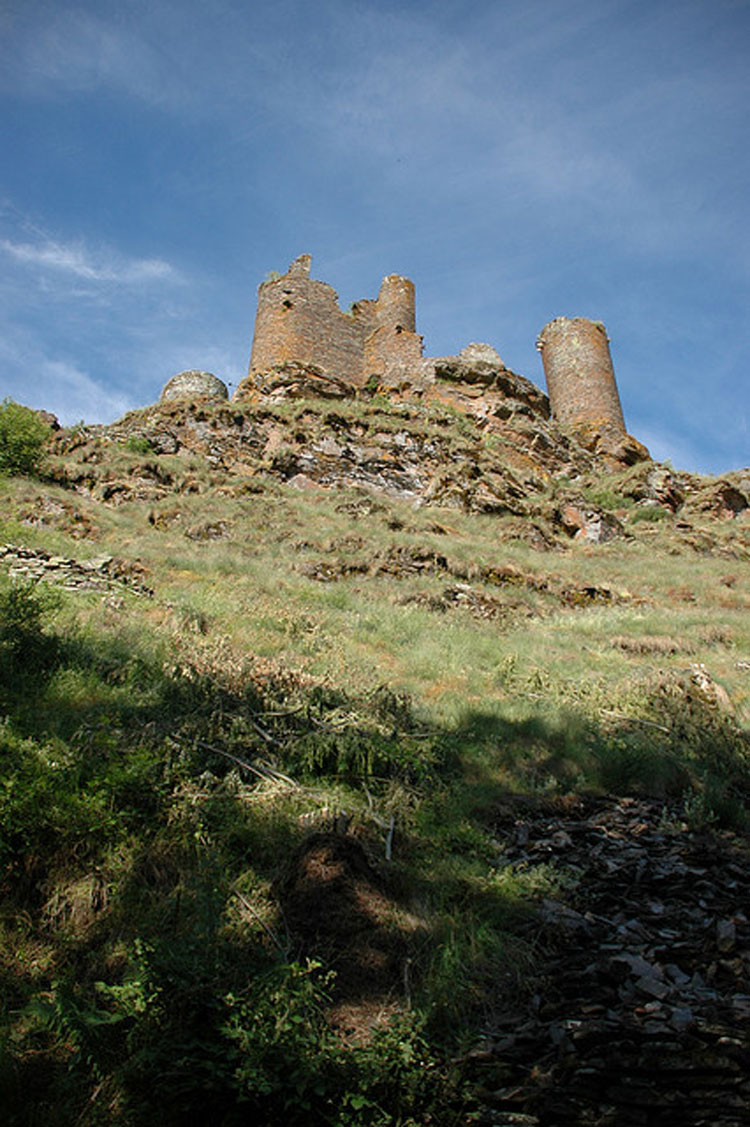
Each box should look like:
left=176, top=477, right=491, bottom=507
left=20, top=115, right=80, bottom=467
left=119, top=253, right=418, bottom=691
left=556, top=498, right=625, bottom=543
left=234, top=361, right=355, bottom=402
left=47, top=390, right=750, bottom=565
left=429, top=353, right=551, bottom=418
left=160, top=370, right=228, bottom=403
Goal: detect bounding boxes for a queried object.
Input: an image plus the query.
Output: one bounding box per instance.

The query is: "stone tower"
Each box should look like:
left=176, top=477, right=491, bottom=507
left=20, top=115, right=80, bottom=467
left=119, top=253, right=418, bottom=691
left=537, top=317, right=626, bottom=435
left=363, top=274, right=421, bottom=380
left=248, top=255, right=422, bottom=388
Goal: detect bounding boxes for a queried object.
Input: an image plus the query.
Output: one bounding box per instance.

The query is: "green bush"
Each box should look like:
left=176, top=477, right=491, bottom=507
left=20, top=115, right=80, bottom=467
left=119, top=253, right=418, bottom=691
left=630, top=503, right=669, bottom=523
left=0, top=399, right=50, bottom=476
left=225, top=962, right=450, bottom=1124
left=0, top=581, right=60, bottom=679
left=124, top=434, right=152, bottom=454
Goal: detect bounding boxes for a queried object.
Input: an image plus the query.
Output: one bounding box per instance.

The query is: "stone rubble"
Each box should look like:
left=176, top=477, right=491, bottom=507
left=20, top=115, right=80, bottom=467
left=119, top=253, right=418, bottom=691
left=471, top=795, right=750, bottom=1125
left=0, top=544, right=153, bottom=596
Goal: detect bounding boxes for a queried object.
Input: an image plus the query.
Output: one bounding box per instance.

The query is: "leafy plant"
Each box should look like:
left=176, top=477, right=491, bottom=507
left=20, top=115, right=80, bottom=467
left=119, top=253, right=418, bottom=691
left=0, top=398, right=50, bottom=476
left=0, top=580, right=60, bottom=679
left=225, top=962, right=454, bottom=1124
left=124, top=435, right=152, bottom=454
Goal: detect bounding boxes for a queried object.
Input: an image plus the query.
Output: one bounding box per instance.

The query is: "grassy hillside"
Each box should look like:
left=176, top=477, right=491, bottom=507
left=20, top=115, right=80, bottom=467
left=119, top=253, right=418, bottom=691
left=1, top=397, right=749, bottom=1124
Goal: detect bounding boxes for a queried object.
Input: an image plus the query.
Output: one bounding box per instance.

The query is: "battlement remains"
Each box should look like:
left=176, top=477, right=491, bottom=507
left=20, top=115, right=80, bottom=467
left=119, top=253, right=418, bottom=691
left=248, top=255, right=423, bottom=389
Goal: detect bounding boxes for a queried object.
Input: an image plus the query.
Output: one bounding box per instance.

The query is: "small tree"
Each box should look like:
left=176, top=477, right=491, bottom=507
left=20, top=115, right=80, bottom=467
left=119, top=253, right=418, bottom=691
left=0, top=398, right=50, bottom=476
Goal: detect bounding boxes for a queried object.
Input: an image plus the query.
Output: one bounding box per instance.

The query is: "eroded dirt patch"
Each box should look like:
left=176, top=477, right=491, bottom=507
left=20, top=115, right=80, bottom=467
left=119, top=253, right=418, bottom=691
left=274, top=832, right=419, bottom=1041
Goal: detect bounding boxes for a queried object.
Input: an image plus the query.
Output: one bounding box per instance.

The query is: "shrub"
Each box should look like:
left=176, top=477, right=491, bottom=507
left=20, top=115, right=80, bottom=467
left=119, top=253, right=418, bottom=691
left=630, top=503, right=669, bottom=524
left=124, top=434, right=153, bottom=454
left=0, top=580, right=60, bottom=679
left=0, top=398, right=50, bottom=476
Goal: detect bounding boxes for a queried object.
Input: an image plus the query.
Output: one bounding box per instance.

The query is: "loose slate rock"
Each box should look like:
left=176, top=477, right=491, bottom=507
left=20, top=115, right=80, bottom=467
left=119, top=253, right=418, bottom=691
left=468, top=795, right=750, bottom=1126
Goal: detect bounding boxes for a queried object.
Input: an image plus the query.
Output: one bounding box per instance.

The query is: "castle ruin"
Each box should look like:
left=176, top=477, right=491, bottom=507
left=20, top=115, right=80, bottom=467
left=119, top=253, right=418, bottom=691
left=248, top=254, right=422, bottom=388
left=159, top=255, right=633, bottom=450
left=242, top=255, right=629, bottom=438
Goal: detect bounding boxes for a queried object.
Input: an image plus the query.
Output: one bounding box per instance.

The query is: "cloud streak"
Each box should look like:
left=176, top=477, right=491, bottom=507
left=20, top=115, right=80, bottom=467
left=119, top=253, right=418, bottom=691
left=0, top=237, right=176, bottom=284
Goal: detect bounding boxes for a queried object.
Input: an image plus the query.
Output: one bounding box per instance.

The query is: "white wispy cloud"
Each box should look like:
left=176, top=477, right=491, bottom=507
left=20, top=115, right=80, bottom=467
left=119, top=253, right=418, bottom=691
left=35, top=359, right=133, bottom=425
left=0, top=237, right=176, bottom=284
left=0, top=5, right=179, bottom=106
left=0, top=325, right=134, bottom=425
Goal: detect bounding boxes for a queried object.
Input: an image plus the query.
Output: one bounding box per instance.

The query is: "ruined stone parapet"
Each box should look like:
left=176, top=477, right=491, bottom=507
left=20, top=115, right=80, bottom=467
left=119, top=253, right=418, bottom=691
left=363, top=273, right=422, bottom=381
left=537, top=317, right=626, bottom=435
left=375, top=275, right=416, bottom=334
left=249, top=256, right=423, bottom=388
left=160, top=370, right=228, bottom=403
left=250, top=255, right=365, bottom=384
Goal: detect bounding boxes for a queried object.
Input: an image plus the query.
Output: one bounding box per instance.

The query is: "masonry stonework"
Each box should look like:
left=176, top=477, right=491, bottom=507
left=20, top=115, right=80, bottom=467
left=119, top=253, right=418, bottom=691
left=536, top=317, right=626, bottom=436
left=248, top=255, right=422, bottom=389
left=161, top=370, right=228, bottom=403
left=245, top=256, right=634, bottom=448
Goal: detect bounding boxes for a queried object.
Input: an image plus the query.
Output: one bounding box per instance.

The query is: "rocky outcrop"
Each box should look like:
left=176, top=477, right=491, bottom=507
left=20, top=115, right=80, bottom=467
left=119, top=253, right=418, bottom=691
left=44, top=380, right=748, bottom=556
left=429, top=352, right=551, bottom=419
left=234, top=361, right=355, bottom=402
left=556, top=498, right=626, bottom=543
left=50, top=393, right=596, bottom=513
left=682, top=478, right=750, bottom=521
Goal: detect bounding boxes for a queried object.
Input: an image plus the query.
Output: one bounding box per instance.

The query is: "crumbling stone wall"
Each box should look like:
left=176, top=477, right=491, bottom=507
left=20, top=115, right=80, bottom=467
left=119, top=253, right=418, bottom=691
left=537, top=317, right=626, bottom=435
left=248, top=255, right=423, bottom=388
left=247, top=259, right=632, bottom=447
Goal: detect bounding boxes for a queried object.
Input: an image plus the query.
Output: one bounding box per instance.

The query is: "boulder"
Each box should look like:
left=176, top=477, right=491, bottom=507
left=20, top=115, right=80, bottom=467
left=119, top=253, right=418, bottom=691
left=160, top=370, right=228, bottom=403
left=458, top=342, right=505, bottom=367
left=557, top=498, right=625, bottom=543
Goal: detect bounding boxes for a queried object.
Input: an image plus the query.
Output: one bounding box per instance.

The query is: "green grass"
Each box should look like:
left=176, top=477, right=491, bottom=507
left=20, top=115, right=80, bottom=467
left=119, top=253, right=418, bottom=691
left=1, top=408, right=749, bottom=1123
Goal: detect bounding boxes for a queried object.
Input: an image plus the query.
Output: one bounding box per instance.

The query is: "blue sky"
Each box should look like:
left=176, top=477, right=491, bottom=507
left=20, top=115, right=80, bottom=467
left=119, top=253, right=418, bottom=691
left=1, top=0, right=748, bottom=473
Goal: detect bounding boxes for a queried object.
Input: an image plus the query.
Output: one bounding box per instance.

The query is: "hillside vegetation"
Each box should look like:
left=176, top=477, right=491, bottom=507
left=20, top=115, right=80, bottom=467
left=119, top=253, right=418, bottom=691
left=1, top=393, right=749, bottom=1125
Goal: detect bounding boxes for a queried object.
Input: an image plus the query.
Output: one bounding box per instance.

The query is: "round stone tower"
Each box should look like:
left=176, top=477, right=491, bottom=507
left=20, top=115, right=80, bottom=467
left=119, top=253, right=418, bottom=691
left=537, top=317, right=625, bottom=435
left=375, top=274, right=416, bottom=333
left=362, top=274, right=422, bottom=381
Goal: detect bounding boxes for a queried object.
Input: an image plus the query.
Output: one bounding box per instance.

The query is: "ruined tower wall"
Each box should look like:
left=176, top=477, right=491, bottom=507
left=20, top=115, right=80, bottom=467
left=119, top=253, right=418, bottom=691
left=250, top=256, right=366, bottom=384
left=375, top=275, right=416, bottom=333
left=363, top=324, right=423, bottom=381
left=537, top=317, right=626, bottom=434
left=363, top=275, right=422, bottom=381
left=249, top=257, right=424, bottom=388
